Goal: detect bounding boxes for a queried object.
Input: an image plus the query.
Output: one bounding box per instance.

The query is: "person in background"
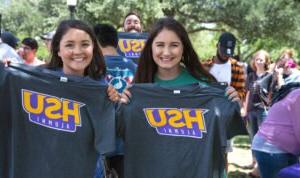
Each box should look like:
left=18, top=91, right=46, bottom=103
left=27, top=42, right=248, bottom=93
left=94, top=23, right=137, bottom=178
left=203, top=32, right=246, bottom=100
left=1, top=31, right=19, bottom=49
left=40, top=31, right=56, bottom=52
left=271, top=49, right=300, bottom=90
left=252, top=82, right=300, bottom=178
left=203, top=32, right=246, bottom=175
left=269, top=49, right=297, bottom=72
left=244, top=50, right=271, bottom=177
left=18, top=37, right=45, bottom=66
left=94, top=23, right=136, bottom=93
left=0, top=34, right=22, bottom=63
left=123, top=11, right=142, bottom=33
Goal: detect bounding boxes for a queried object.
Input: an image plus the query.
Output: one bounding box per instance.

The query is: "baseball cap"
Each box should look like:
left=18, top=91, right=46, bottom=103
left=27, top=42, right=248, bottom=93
left=218, top=32, right=236, bottom=56
left=40, top=31, right=55, bottom=40
left=1, top=31, right=19, bottom=49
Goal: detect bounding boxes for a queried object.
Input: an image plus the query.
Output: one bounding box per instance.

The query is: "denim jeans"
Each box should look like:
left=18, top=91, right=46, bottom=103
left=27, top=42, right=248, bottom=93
left=247, top=108, right=267, bottom=140
left=94, top=155, right=104, bottom=178
left=253, top=150, right=299, bottom=178
left=94, top=137, right=124, bottom=178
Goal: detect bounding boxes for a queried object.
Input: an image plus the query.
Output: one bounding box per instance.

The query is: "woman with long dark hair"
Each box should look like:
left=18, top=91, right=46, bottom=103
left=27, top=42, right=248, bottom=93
left=122, top=17, right=239, bottom=103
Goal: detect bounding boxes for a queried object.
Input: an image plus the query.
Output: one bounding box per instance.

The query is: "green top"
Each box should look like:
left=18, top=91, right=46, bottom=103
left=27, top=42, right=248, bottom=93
left=154, top=68, right=207, bottom=87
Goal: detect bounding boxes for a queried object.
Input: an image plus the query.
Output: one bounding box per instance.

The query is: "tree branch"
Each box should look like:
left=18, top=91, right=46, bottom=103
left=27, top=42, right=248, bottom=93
left=177, top=9, right=223, bottom=24
left=188, top=27, right=225, bottom=33
left=243, top=46, right=262, bottom=61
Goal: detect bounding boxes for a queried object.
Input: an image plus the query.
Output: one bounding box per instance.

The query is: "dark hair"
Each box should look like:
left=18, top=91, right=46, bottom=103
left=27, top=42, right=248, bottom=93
left=48, top=19, right=106, bottom=80
left=1, top=31, right=19, bottom=49
left=134, top=17, right=215, bottom=83
left=94, top=23, right=118, bottom=48
left=22, top=37, right=38, bottom=50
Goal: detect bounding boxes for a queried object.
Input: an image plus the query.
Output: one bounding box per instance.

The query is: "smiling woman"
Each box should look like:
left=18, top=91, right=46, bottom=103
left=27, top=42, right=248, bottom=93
left=134, top=17, right=216, bottom=84
left=58, top=28, right=94, bottom=76
left=121, top=18, right=240, bottom=104
left=48, top=19, right=105, bottom=79
left=151, top=28, right=183, bottom=80
left=47, top=19, right=120, bottom=100
left=46, top=20, right=120, bottom=102
left=45, top=19, right=120, bottom=178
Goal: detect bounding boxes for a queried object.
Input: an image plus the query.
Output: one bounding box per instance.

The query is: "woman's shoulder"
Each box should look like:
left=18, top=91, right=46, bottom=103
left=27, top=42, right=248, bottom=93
left=246, top=72, right=257, bottom=81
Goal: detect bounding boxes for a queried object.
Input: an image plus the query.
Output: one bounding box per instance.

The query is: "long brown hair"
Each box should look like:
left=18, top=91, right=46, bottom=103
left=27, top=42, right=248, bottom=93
left=48, top=19, right=106, bottom=79
left=134, top=17, right=215, bottom=83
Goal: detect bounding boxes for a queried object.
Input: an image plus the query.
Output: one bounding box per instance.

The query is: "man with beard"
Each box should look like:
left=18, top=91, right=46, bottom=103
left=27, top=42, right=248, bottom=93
left=123, top=11, right=142, bottom=33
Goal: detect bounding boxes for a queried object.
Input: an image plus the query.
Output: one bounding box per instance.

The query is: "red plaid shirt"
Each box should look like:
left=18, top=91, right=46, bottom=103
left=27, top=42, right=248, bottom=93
left=203, top=57, right=246, bottom=101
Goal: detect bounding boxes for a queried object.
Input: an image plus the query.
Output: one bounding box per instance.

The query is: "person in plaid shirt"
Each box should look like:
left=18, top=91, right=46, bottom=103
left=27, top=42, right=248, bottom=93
left=203, top=32, right=246, bottom=177
left=203, top=32, right=246, bottom=101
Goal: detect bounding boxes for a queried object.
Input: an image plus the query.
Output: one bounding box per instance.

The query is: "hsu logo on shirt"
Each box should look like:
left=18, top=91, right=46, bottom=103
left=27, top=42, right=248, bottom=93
left=106, top=67, right=134, bottom=93
left=118, top=39, right=145, bottom=58
left=22, top=89, right=85, bottom=132
left=144, top=108, right=208, bottom=139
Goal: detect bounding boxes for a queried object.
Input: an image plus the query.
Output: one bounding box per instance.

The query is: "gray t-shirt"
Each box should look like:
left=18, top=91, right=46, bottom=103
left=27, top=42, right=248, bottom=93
left=117, top=83, right=246, bottom=178
left=0, top=63, right=116, bottom=178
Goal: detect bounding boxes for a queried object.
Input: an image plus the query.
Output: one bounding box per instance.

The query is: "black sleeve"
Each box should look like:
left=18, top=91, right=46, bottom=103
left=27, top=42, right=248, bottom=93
left=0, top=64, right=11, bottom=178
left=225, top=102, right=247, bottom=139
left=245, top=72, right=253, bottom=91
left=0, top=63, right=6, bottom=83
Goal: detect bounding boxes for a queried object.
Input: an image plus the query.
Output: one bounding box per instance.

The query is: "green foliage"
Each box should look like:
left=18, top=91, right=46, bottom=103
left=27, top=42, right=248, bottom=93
left=189, top=32, right=217, bottom=60
left=170, top=0, right=300, bottom=61
left=36, top=42, right=50, bottom=62
left=1, top=0, right=299, bottom=61
left=80, top=0, right=166, bottom=30
left=1, top=0, right=42, bottom=35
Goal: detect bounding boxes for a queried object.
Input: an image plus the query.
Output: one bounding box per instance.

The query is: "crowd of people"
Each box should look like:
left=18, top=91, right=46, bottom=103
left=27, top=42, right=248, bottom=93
left=0, top=11, right=299, bottom=178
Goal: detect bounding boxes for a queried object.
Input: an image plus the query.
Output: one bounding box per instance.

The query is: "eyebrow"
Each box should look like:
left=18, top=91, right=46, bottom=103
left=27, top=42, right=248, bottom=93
left=154, top=41, right=181, bottom=44
left=64, top=40, right=91, bottom=43
left=81, top=40, right=92, bottom=43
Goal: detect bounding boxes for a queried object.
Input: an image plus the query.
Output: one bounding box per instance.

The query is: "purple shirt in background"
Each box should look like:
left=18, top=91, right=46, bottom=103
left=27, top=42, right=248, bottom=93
left=258, top=88, right=300, bottom=155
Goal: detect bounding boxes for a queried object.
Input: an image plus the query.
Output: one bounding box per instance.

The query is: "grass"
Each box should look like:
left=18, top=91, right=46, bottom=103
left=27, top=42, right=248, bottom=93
left=228, top=171, right=252, bottom=178
left=228, top=135, right=253, bottom=178
left=233, top=135, right=251, bottom=149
